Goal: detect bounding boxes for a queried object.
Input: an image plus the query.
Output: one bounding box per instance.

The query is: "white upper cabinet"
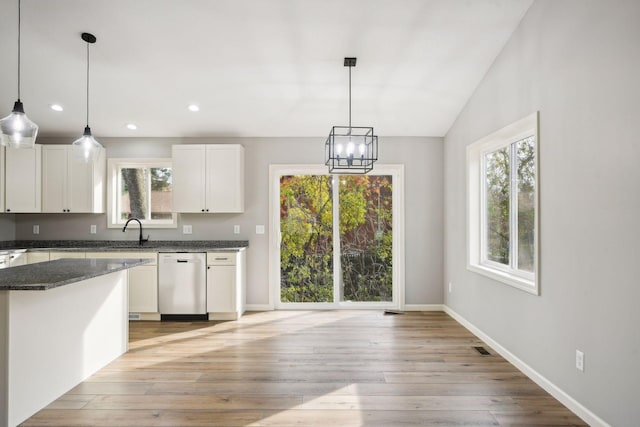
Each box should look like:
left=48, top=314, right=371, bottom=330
left=4, top=145, right=41, bottom=213
left=172, top=144, right=244, bottom=213
left=42, top=145, right=106, bottom=213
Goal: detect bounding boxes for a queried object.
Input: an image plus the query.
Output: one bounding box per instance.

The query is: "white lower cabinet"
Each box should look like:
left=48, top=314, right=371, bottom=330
left=22, top=249, right=245, bottom=321
left=49, top=252, right=85, bottom=260
left=26, top=252, right=50, bottom=265
left=206, top=251, right=246, bottom=320
left=85, top=252, right=158, bottom=317
left=128, top=265, right=158, bottom=313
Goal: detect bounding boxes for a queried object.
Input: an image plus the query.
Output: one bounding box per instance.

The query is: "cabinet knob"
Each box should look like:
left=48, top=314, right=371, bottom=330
left=6, top=209, right=10, bottom=212
left=206, top=209, right=209, bottom=212
left=201, top=209, right=205, bottom=212
left=207, top=266, right=211, bottom=270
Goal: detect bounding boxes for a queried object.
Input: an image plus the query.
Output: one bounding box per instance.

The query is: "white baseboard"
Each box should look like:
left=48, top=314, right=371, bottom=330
left=443, top=306, right=610, bottom=427
left=403, top=304, right=445, bottom=311
left=244, top=304, right=274, bottom=312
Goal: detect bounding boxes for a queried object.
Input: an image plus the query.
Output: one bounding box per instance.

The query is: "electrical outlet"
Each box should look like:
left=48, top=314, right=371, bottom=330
left=255, top=225, right=265, bottom=234
left=90, top=225, right=97, bottom=234
left=234, top=225, right=240, bottom=234
left=183, top=225, right=193, bottom=234
left=576, top=350, right=584, bottom=372
left=448, top=282, right=452, bottom=293
left=33, top=225, right=39, bottom=235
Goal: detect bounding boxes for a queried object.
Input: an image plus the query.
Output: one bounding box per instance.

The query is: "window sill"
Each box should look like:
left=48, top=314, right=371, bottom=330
left=467, top=263, right=539, bottom=295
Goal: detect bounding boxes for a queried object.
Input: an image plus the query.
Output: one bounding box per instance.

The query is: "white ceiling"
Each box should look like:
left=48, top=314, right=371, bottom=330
left=0, top=0, right=532, bottom=139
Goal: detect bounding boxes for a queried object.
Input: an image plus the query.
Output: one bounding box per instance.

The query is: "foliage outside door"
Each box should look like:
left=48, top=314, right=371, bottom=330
left=279, top=173, right=393, bottom=304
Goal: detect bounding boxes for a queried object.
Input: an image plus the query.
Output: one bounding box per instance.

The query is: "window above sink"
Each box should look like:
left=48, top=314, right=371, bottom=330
left=107, top=158, right=177, bottom=229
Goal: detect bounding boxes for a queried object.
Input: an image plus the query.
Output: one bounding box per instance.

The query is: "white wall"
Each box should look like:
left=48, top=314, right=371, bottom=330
left=15, top=136, right=443, bottom=307
left=444, top=1, right=640, bottom=425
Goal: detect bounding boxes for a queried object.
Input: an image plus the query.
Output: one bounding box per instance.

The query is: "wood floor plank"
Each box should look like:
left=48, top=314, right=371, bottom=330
left=21, top=310, right=587, bottom=426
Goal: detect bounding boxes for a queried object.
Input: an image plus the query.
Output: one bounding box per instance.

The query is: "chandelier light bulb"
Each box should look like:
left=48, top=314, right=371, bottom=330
left=346, top=141, right=355, bottom=155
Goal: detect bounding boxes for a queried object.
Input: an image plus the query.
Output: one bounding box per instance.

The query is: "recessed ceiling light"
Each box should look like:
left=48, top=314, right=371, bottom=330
left=188, top=104, right=200, bottom=112
left=126, top=123, right=137, bottom=130
left=50, top=104, right=63, bottom=112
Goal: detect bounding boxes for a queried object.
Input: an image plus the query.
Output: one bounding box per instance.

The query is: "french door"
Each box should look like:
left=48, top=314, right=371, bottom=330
left=270, top=165, right=404, bottom=309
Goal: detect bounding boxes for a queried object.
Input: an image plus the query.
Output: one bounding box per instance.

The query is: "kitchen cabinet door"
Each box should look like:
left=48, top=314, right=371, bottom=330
left=128, top=265, right=158, bottom=313
left=206, top=251, right=245, bottom=320
left=4, top=145, right=41, bottom=213
left=205, top=145, right=244, bottom=212
left=42, top=145, right=105, bottom=213
left=49, top=252, right=85, bottom=260
left=172, top=145, right=206, bottom=213
left=206, top=265, right=236, bottom=313
left=41, top=145, right=67, bottom=213
left=26, top=252, right=50, bottom=265
left=8, top=252, right=27, bottom=267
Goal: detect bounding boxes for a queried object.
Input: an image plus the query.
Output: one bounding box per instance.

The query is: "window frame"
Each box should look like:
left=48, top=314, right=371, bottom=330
left=268, top=164, right=405, bottom=310
left=467, top=112, right=539, bottom=295
left=107, top=158, right=177, bottom=229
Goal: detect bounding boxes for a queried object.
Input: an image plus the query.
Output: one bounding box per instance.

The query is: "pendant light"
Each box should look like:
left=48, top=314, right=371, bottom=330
left=71, top=32, right=103, bottom=163
left=325, top=57, right=378, bottom=174
left=0, top=0, right=39, bottom=149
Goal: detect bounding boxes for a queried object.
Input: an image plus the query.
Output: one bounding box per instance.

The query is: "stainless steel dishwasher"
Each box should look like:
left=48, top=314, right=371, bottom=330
left=158, top=252, right=207, bottom=320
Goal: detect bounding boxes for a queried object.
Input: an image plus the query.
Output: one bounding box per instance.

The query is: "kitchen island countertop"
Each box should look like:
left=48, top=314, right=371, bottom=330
left=0, top=258, right=152, bottom=291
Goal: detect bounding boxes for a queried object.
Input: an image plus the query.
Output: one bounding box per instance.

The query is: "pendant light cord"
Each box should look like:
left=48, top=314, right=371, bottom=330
left=86, top=41, right=90, bottom=127
left=17, top=0, right=21, bottom=100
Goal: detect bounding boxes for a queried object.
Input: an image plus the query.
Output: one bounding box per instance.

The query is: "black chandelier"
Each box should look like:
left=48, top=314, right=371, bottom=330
left=325, top=57, right=378, bottom=174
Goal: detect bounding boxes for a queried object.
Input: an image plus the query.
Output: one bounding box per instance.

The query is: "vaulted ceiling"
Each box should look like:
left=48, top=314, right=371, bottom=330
left=0, top=0, right=532, bottom=138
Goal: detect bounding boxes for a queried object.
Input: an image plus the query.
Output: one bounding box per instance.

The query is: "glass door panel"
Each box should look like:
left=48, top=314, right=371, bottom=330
left=338, top=175, right=393, bottom=302
left=279, top=175, right=333, bottom=302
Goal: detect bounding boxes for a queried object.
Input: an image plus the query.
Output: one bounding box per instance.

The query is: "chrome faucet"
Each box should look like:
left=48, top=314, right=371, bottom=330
left=122, top=217, right=149, bottom=246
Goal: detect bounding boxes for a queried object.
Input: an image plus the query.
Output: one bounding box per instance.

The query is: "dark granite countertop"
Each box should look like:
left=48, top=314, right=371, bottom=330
left=0, top=258, right=152, bottom=291
left=0, top=240, right=248, bottom=253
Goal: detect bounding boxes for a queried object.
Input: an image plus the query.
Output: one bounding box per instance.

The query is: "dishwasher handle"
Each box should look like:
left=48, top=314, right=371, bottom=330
left=176, top=259, right=189, bottom=263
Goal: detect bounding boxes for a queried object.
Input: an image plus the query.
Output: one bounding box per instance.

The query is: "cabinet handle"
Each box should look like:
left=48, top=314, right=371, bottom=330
left=207, top=266, right=210, bottom=269
left=6, top=209, right=10, bottom=212
left=201, top=209, right=205, bottom=212
left=214, top=257, right=228, bottom=261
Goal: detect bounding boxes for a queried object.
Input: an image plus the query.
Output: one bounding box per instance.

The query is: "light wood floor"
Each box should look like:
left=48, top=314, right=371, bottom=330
left=23, top=311, right=587, bottom=426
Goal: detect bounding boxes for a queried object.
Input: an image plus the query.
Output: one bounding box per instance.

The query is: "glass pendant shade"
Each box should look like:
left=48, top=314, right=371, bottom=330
left=2, top=1, right=39, bottom=149
left=0, top=101, right=38, bottom=148
left=73, top=32, right=103, bottom=163
left=72, top=126, right=101, bottom=162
